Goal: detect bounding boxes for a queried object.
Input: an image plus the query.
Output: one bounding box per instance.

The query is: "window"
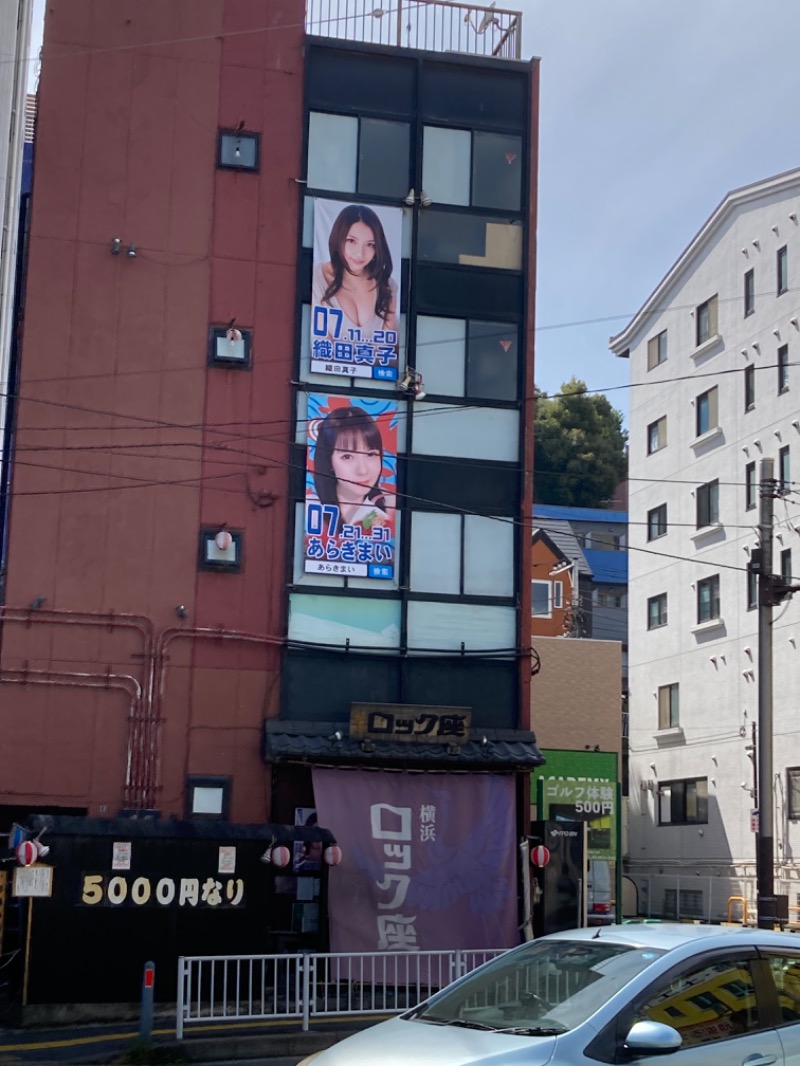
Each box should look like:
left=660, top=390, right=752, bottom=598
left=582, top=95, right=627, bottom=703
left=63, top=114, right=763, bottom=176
left=747, top=568, right=758, bottom=610
left=588, top=531, right=622, bottom=550
left=778, top=244, right=788, bottom=295
left=415, top=316, right=518, bottom=401
left=781, top=547, right=792, bottom=583
left=695, top=294, right=718, bottom=345
left=780, top=445, right=791, bottom=494
left=417, top=210, right=523, bottom=270
left=217, top=129, right=259, bottom=171
left=647, top=416, right=667, bottom=454
left=422, top=126, right=522, bottom=211
left=745, top=460, right=757, bottom=510
left=657, top=683, right=679, bottom=729
left=647, top=330, right=667, bottom=370
left=410, top=512, right=514, bottom=598
left=532, top=580, right=553, bottom=617
left=647, top=503, right=667, bottom=540
left=187, top=776, right=230, bottom=820
left=744, top=363, right=755, bottom=410
left=636, top=954, right=759, bottom=1046
left=199, top=527, right=243, bottom=572
left=763, top=952, right=800, bottom=1023
left=789, top=767, right=800, bottom=819
left=593, top=589, right=626, bottom=609
left=208, top=325, right=252, bottom=368
left=696, top=479, right=719, bottom=528
left=648, top=593, right=668, bottom=629
left=658, top=777, right=708, bottom=825
left=306, top=112, right=410, bottom=198
left=778, top=344, right=789, bottom=393
left=697, top=574, right=721, bottom=623
left=743, top=268, right=755, bottom=316
left=552, top=582, right=564, bottom=609
left=695, top=386, right=718, bottom=436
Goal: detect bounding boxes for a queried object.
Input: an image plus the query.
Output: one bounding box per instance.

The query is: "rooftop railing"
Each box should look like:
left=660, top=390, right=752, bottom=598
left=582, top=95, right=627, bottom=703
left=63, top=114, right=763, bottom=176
left=305, top=0, right=523, bottom=59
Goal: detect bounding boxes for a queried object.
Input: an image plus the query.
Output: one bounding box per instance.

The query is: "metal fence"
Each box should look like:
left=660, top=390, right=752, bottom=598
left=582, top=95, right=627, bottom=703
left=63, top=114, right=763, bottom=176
left=305, top=0, right=523, bottom=59
left=176, top=947, right=506, bottom=1038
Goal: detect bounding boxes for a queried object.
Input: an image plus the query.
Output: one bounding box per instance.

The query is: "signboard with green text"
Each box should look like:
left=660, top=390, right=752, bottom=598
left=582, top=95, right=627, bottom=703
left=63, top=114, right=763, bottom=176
left=532, top=750, right=618, bottom=861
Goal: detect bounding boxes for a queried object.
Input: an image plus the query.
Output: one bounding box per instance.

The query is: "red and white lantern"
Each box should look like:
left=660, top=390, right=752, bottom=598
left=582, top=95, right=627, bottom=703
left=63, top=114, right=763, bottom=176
left=16, top=840, right=39, bottom=866
left=214, top=529, right=233, bottom=551
left=530, top=845, right=551, bottom=868
left=323, top=845, right=342, bottom=866
left=267, top=845, right=291, bottom=868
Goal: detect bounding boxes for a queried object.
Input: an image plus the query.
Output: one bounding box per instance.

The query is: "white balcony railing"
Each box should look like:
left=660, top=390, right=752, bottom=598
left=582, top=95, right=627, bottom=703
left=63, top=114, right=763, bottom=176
left=305, top=0, right=523, bottom=59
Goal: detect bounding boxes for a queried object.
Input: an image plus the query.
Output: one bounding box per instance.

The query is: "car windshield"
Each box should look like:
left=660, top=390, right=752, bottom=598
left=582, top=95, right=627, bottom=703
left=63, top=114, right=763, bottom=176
left=413, top=938, right=666, bottom=1035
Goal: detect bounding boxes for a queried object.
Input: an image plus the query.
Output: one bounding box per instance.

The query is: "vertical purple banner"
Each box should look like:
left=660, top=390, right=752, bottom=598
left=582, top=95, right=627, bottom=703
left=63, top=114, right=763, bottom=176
left=312, top=769, right=518, bottom=953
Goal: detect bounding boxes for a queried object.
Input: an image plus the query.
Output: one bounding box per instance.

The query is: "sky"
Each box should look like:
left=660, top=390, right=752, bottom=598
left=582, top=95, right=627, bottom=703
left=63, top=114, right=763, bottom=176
left=25, top=0, right=800, bottom=427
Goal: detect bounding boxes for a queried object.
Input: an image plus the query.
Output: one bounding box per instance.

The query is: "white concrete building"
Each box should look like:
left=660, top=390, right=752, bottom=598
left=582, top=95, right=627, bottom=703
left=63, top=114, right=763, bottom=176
left=610, top=168, right=800, bottom=924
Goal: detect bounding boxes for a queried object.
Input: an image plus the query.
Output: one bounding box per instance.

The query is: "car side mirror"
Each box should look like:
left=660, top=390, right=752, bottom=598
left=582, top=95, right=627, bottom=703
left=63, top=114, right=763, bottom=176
left=624, top=1019, right=682, bottom=1053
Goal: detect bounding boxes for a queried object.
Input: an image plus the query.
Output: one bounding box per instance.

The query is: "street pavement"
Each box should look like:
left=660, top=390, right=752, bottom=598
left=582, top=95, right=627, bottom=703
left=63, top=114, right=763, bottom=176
left=0, top=1016, right=374, bottom=1065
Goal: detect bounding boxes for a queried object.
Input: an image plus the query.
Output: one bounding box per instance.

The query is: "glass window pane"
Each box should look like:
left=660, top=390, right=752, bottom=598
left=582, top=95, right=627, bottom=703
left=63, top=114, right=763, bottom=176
left=359, top=118, right=410, bottom=199
left=415, top=316, right=466, bottom=396
left=463, top=515, right=514, bottom=597
left=288, top=593, right=401, bottom=649
left=412, top=403, right=519, bottom=461
left=422, top=126, right=471, bottom=205
left=307, top=112, right=357, bottom=192
left=192, top=786, right=224, bottom=814
left=472, top=131, right=522, bottom=211
left=467, top=320, right=517, bottom=400
left=406, top=601, right=516, bottom=652
left=532, top=581, right=550, bottom=616
left=418, top=210, right=523, bottom=270
left=409, top=512, right=461, bottom=593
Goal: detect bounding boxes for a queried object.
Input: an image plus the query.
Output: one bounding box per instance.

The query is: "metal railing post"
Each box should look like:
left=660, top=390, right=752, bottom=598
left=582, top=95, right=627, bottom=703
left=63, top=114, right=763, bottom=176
left=302, top=955, right=311, bottom=1031
left=176, top=957, right=184, bottom=1041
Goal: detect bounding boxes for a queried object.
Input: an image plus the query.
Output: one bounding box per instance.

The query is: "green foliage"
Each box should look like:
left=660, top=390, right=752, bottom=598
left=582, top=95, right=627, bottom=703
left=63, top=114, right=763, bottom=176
left=534, top=378, right=627, bottom=507
left=115, top=1039, right=189, bottom=1066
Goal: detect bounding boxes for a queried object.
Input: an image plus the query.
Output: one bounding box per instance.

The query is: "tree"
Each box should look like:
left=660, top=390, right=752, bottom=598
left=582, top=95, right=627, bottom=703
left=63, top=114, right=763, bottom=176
left=534, top=378, right=627, bottom=507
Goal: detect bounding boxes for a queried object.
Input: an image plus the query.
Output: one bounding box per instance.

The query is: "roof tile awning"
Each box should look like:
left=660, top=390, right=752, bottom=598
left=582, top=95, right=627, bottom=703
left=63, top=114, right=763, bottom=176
left=263, top=720, right=545, bottom=771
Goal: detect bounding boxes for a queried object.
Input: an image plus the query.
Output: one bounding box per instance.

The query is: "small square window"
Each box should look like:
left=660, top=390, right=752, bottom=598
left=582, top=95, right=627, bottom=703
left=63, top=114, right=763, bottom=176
left=208, top=326, right=252, bottom=368
left=648, top=593, right=668, bottom=630
left=647, top=416, right=667, bottom=455
left=697, top=574, right=720, bottom=624
left=187, top=775, right=230, bottom=820
left=778, top=245, right=788, bottom=296
left=647, top=330, right=667, bottom=370
left=218, top=130, right=260, bottom=171
left=744, top=364, right=755, bottom=411
left=695, top=387, right=718, bottom=436
left=778, top=344, right=790, bottom=393
left=199, top=527, right=243, bottom=572
left=696, top=479, right=719, bottom=529
left=658, top=777, right=708, bottom=826
left=745, top=461, right=757, bottom=510
left=695, top=295, right=718, bottom=346
left=647, top=503, right=667, bottom=540
left=744, top=268, right=755, bottom=316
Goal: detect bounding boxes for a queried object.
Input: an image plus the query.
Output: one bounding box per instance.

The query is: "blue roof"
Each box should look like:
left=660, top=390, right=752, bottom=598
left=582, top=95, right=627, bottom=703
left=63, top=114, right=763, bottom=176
left=583, top=548, right=628, bottom=585
left=534, top=504, right=628, bottom=524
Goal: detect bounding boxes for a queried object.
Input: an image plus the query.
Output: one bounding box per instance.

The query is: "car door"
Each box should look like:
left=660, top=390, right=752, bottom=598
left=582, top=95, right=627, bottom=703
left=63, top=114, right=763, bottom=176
left=603, top=949, right=784, bottom=1066
left=760, top=949, right=800, bottom=1065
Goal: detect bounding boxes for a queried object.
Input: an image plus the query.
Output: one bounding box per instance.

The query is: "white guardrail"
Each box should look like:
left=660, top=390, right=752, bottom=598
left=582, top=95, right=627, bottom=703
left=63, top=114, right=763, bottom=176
left=176, top=948, right=506, bottom=1038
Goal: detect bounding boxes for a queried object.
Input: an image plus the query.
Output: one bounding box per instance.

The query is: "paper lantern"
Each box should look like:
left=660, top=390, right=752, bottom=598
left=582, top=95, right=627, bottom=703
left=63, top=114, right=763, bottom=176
left=16, top=840, right=38, bottom=866
left=269, top=845, right=291, bottom=868
left=214, top=529, right=233, bottom=551
left=324, top=845, right=342, bottom=866
left=530, top=845, right=551, bottom=868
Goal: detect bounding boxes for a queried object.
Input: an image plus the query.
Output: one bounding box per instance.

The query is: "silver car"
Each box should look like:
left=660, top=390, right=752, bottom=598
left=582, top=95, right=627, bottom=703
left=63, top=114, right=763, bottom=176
left=298, top=924, right=800, bottom=1065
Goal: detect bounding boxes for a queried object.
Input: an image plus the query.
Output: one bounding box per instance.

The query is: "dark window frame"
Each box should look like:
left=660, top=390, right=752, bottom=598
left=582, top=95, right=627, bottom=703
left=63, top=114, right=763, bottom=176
left=421, top=122, right=524, bottom=214
left=187, top=775, right=231, bottom=820
left=778, top=245, right=788, bottom=296
left=745, top=461, right=757, bottom=510
left=198, top=527, right=244, bottom=573
left=658, top=776, right=708, bottom=826
left=696, top=479, right=720, bottom=529
left=788, top=767, right=800, bottom=820
left=744, top=363, right=755, bottom=411
left=657, top=682, right=679, bottom=729
left=697, top=574, right=721, bottom=623
left=744, top=268, right=755, bottom=316
left=647, top=416, right=667, bottom=455
left=779, top=445, right=791, bottom=495
left=217, top=129, right=260, bottom=172
left=648, top=593, right=668, bottom=630
left=781, top=547, right=792, bottom=583
left=696, top=295, right=718, bottom=346
left=306, top=109, right=412, bottom=200
left=778, top=344, right=790, bottom=393
left=647, top=503, right=668, bottom=541
left=208, top=325, right=253, bottom=369
left=696, top=386, right=718, bottom=436
left=647, top=330, right=667, bottom=370
left=747, top=568, right=758, bottom=610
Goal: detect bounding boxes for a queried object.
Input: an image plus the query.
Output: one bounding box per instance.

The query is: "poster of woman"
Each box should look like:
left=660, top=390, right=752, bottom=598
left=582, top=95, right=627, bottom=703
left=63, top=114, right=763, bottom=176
left=305, top=395, right=399, bottom=580
left=311, top=199, right=402, bottom=381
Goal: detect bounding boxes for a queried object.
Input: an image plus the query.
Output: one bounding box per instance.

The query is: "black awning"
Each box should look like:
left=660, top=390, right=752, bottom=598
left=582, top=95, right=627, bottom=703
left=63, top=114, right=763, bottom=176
left=263, top=720, right=545, bottom=771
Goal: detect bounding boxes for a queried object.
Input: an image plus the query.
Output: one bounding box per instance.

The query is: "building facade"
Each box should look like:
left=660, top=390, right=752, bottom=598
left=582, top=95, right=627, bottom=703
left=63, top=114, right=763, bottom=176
left=0, top=0, right=542, bottom=998
left=610, top=168, right=800, bottom=922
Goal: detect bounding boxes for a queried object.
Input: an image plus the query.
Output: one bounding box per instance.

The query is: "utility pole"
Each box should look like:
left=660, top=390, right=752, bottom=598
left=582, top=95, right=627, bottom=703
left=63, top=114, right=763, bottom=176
left=756, top=457, right=775, bottom=929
